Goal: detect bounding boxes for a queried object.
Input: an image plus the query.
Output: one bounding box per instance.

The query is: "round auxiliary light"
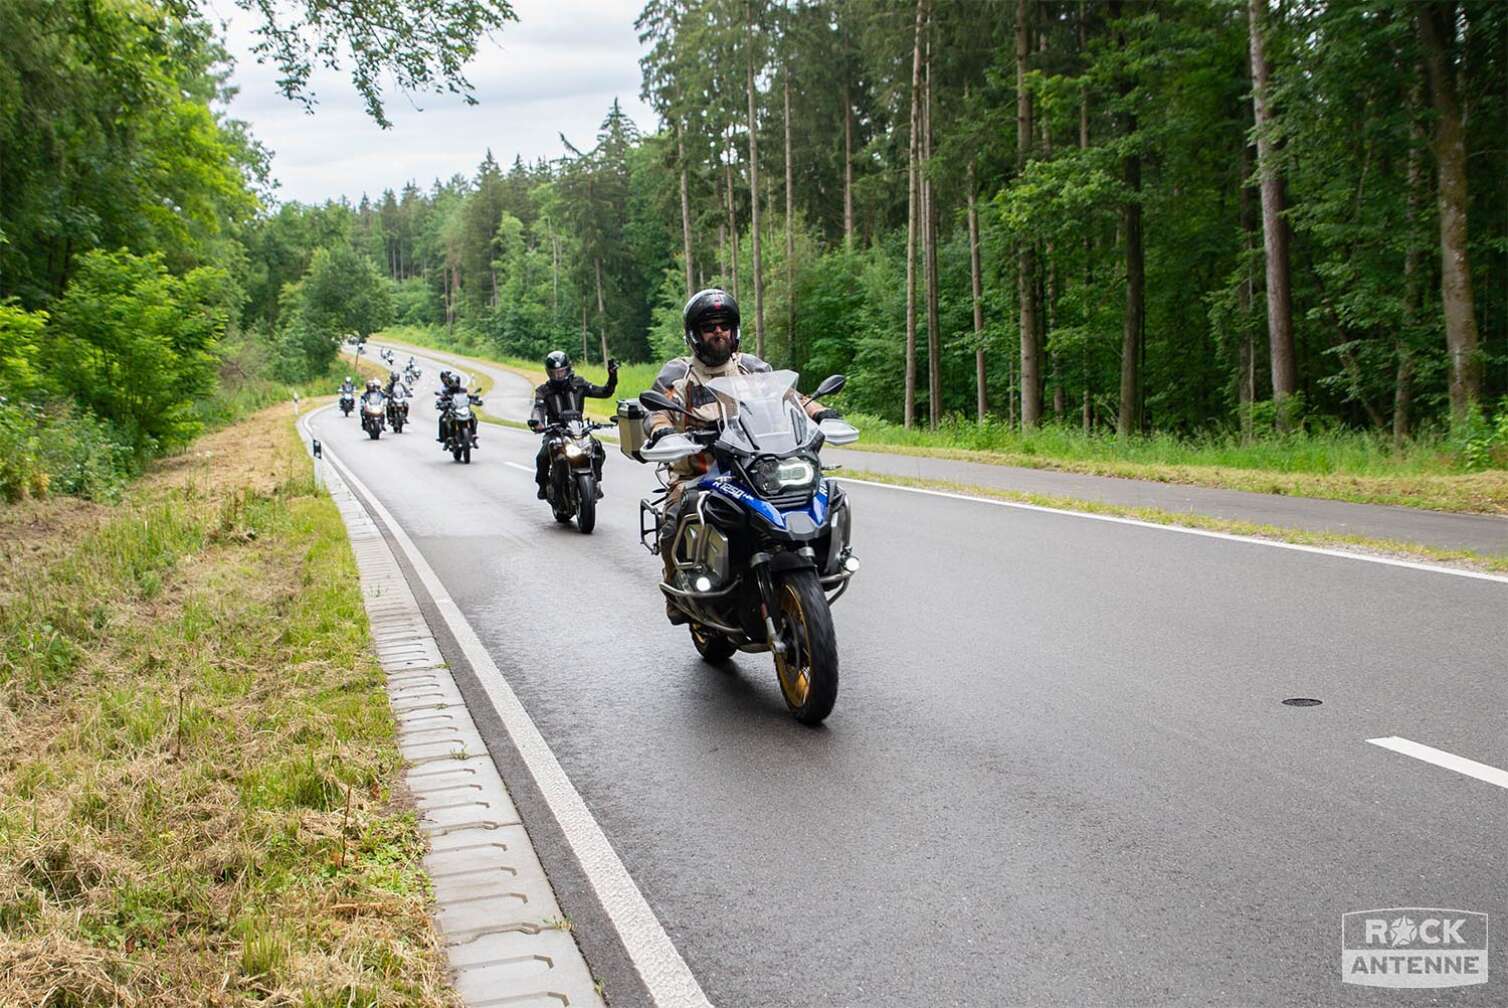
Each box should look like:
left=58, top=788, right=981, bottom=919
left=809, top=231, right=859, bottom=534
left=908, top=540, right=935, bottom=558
left=843, top=555, right=861, bottom=573
left=693, top=575, right=714, bottom=593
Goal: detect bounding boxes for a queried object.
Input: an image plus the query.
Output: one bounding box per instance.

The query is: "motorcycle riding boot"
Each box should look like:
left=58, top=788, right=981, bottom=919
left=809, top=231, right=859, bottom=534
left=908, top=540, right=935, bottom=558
left=659, top=490, right=689, bottom=625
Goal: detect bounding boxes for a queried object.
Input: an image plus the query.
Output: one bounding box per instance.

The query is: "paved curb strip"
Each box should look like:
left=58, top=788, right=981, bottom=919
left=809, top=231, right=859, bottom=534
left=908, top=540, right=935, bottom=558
left=322, top=454, right=607, bottom=1008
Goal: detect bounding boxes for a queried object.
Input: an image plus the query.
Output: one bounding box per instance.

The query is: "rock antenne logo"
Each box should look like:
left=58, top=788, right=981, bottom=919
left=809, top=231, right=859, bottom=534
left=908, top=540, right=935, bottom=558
left=1342, top=908, right=1488, bottom=989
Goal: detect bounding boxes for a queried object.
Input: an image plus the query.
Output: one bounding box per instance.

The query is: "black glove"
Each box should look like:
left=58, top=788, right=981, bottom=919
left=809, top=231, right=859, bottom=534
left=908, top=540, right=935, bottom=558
left=645, top=426, right=673, bottom=447
left=813, top=409, right=844, bottom=423
left=607, top=358, right=620, bottom=375
left=527, top=418, right=541, bottom=431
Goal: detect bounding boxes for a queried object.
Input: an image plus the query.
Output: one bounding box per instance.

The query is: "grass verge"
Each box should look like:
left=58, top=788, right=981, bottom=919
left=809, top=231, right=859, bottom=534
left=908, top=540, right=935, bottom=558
left=0, top=404, right=458, bottom=1007
left=839, top=468, right=1508, bottom=575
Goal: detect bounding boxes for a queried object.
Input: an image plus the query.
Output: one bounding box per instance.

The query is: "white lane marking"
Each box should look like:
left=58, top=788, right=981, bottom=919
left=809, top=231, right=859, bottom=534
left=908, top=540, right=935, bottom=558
left=503, top=461, right=533, bottom=472
left=1367, top=736, right=1508, bottom=791
left=301, top=406, right=711, bottom=1008
left=835, top=476, right=1508, bottom=585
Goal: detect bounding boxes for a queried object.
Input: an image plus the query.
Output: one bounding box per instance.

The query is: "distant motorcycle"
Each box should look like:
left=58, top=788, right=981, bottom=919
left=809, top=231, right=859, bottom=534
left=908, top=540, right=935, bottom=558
left=439, top=389, right=481, bottom=463
left=629, top=371, right=860, bottom=725
left=385, top=385, right=410, bottom=433
left=339, top=389, right=355, bottom=417
left=536, top=415, right=613, bottom=534
left=404, top=363, right=421, bottom=385
left=360, top=391, right=386, bottom=440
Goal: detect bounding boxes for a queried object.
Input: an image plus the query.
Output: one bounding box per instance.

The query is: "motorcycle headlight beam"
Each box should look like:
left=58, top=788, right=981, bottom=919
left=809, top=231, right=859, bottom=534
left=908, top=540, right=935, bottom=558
left=564, top=443, right=586, bottom=460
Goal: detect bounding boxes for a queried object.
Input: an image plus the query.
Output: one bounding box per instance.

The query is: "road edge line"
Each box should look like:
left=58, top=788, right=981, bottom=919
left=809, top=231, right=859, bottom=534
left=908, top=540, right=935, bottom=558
left=835, top=475, right=1508, bottom=584
left=1366, top=737, right=1508, bottom=791
left=302, top=405, right=714, bottom=1008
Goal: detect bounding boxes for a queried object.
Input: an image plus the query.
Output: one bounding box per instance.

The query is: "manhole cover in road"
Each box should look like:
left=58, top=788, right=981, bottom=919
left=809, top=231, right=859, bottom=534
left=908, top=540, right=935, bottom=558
left=1282, top=697, right=1323, bottom=707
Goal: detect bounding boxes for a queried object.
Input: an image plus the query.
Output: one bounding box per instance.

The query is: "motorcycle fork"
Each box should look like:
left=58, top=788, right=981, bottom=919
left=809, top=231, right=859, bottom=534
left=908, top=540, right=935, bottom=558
left=751, top=557, right=787, bottom=658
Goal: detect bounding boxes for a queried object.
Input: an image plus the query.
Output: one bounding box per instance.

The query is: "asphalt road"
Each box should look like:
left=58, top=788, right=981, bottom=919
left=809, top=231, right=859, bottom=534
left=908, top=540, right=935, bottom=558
left=315, top=348, right=1507, bottom=1007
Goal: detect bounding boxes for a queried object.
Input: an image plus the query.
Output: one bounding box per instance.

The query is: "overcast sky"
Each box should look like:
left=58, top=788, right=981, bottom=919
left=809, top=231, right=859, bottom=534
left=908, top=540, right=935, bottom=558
left=208, top=0, right=659, bottom=206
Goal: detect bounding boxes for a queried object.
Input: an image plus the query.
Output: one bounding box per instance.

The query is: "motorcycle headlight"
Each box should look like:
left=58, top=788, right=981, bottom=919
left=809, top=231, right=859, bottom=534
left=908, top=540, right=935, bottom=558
left=751, top=456, right=817, bottom=496
left=564, top=442, right=586, bottom=460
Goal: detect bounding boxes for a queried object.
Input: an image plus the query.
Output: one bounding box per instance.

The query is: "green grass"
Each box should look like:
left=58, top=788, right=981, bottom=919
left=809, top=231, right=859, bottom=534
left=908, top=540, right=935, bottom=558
left=841, top=412, right=1473, bottom=476
left=0, top=410, right=457, bottom=1007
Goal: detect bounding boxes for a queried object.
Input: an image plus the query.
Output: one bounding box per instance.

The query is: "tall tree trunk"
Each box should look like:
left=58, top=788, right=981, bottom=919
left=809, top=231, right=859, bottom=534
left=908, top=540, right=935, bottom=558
left=785, top=72, right=797, bottom=369
left=903, top=0, right=926, bottom=429
left=746, top=2, right=766, bottom=358
left=967, top=160, right=988, bottom=423
left=1017, top=0, right=1041, bottom=428
left=1396, top=79, right=1427, bottom=445
left=1080, top=6, right=1092, bottom=437
left=923, top=28, right=941, bottom=429
left=724, top=144, right=740, bottom=301
left=678, top=124, right=694, bottom=295
left=580, top=298, right=589, bottom=364
left=843, top=84, right=855, bottom=251
left=550, top=230, right=560, bottom=323
left=594, top=256, right=609, bottom=364
left=1115, top=2, right=1143, bottom=437
left=1418, top=1, right=1481, bottom=420
left=1238, top=140, right=1258, bottom=442
left=1248, top=0, right=1297, bottom=429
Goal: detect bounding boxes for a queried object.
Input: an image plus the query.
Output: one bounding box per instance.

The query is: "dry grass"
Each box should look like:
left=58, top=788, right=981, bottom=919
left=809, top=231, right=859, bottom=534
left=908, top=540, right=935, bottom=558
left=0, top=404, right=459, bottom=1007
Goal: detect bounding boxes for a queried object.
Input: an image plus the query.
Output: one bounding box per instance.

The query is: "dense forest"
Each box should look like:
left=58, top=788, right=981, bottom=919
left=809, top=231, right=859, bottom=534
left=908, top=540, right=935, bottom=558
left=3, top=0, right=1508, bottom=502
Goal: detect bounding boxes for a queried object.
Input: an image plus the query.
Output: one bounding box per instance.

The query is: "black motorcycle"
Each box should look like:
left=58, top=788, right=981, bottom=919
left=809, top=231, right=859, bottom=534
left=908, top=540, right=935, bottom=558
left=360, top=391, right=386, bottom=440
left=339, top=389, right=355, bottom=417
left=385, top=384, right=410, bottom=433
left=629, top=371, right=860, bottom=725
left=537, top=415, right=613, bottom=534
left=439, top=389, right=481, bottom=463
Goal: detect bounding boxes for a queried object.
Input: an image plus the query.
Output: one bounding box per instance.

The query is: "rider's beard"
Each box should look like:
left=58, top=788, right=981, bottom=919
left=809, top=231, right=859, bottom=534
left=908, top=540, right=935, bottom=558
left=697, top=333, right=733, bottom=367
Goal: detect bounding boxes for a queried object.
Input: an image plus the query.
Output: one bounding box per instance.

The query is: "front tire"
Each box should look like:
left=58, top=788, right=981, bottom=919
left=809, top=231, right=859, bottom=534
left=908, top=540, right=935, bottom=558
left=690, top=624, right=736, bottom=663
left=772, top=569, right=839, bottom=725
left=574, top=473, right=596, bottom=533
left=368, top=424, right=380, bottom=440
left=461, top=441, right=471, bottom=464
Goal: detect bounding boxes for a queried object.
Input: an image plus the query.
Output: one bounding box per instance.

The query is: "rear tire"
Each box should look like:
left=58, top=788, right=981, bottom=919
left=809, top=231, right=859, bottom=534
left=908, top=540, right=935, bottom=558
left=772, top=569, right=839, bottom=725
left=690, top=624, right=736, bottom=663
left=574, top=473, right=596, bottom=533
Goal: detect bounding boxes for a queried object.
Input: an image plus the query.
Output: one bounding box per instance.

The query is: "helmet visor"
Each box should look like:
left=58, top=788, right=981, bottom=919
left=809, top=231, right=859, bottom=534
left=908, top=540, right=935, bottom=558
left=548, top=366, right=570, bottom=383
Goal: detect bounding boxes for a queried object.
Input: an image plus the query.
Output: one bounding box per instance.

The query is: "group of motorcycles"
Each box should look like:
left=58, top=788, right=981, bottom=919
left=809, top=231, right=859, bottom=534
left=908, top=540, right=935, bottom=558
left=337, top=352, right=864, bottom=725
left=337, top=357, right=423, bottom=441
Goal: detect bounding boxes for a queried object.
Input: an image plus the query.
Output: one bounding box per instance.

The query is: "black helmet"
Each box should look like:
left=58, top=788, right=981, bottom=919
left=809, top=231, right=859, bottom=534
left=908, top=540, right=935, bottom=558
left=683, top=288, right=740, bottom=366
left=544, top=350, right=572, bottom=386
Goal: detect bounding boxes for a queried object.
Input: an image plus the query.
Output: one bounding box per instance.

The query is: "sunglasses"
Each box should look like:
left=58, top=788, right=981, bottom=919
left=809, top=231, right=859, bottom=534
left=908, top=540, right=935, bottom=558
left=699, top=321, right=733, bottom=335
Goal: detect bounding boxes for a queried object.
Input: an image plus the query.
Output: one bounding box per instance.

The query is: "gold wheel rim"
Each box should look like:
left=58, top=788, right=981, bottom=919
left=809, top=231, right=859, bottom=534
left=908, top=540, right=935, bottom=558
left=774, top=585, right=811, bottom=708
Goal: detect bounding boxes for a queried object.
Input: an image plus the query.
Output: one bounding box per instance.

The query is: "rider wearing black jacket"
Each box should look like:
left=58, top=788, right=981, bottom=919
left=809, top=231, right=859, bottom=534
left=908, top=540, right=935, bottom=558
left=434, top=370, right=480, bottom=446
left=528, top=350, right=617, bottom=499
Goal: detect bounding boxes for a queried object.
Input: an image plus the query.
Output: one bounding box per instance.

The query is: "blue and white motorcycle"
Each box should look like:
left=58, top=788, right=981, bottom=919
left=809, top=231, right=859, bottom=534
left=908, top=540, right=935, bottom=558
left=630, top=371, right=861, bottom=724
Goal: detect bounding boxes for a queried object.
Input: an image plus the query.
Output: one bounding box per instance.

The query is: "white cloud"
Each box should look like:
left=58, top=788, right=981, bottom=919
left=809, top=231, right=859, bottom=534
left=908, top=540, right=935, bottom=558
left=210, top=0, right=660, bottom=204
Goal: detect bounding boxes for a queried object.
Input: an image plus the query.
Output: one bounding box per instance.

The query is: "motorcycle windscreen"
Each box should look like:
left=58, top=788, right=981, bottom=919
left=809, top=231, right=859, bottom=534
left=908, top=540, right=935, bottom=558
left=703, top=369, right=812, bottom=454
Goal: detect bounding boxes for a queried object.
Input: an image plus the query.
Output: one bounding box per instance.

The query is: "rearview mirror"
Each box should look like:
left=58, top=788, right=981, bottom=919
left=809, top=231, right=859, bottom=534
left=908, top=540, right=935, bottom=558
left=812, top=374, right=847, bottom=399
left=639, top=389, right=693, bottom=416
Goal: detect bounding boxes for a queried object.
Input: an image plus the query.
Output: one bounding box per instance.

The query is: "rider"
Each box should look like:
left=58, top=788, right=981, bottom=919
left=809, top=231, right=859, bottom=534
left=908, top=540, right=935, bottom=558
left=434, top=370, right=481, bottom=446
left=643, top=288, right=841, bottom=619
left=360, top=377, right=384, bottom=409
left=339, top=375, right=355, bottom=394
left=527, top=350, right=618, bottom=500
left=384, top=370, right=407, bottom=397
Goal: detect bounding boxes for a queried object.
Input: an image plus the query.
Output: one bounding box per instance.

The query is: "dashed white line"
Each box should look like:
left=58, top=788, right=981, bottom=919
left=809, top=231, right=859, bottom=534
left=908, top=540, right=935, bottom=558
left=1367, top=736, right=1508, bottom=791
